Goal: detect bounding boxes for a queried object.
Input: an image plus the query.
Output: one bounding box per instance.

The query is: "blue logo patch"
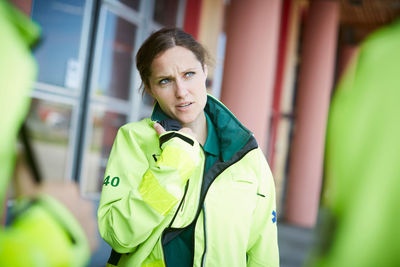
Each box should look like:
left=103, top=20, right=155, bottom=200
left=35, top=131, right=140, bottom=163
left=272, top=210, right=277, bottom=223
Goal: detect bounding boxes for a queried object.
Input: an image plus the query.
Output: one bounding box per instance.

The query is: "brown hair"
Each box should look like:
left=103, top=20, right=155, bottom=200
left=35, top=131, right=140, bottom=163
left=136, top=27, right=210, bottom=94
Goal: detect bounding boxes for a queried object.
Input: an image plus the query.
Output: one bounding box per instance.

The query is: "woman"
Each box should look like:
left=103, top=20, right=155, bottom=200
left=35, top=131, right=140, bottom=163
left=98, top=28, right=279, bottom=267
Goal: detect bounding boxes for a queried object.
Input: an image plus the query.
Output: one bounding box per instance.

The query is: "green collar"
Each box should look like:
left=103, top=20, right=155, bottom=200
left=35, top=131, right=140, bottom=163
left=204, top=94, right=253, bottom=161
left=203, top=113, right=219, bottom=156
left=151, top=104, right=169, bottom=122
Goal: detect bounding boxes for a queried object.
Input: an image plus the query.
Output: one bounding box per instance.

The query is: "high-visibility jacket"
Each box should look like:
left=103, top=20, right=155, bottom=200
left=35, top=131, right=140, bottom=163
left=98, top=95, right=279, bottom=267
left=311, top=19, right=400, bottom=267
left=0, top=2, right=90, bottom=266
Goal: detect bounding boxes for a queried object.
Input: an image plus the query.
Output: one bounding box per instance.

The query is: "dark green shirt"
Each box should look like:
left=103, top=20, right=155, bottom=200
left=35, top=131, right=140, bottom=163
left=202, top=112, right=221, bottom=173
left=162, top=112, right=220, bottom=267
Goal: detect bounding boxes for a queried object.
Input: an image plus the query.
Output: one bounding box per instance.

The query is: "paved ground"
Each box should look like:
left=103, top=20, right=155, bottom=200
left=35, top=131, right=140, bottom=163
left=278, top=222, right=316, bottom=267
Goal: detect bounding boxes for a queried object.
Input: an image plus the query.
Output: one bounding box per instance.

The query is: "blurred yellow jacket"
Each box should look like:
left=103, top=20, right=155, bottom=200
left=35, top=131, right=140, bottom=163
left=0, top=2, right=90, bottom=266
left=312, top=19, right=400, bottom=267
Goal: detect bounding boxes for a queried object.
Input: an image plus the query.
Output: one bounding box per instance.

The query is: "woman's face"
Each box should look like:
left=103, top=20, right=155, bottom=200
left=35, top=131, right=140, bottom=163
left=148, top=46, right=208, bottom=127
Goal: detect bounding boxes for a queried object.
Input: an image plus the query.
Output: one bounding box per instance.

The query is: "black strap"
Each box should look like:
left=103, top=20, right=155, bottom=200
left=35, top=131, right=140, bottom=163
left=159, top=132, right=194, bottom=148
left=108, top=249, right=122, bottom=265
left=19, top=122, right=42, bottom=184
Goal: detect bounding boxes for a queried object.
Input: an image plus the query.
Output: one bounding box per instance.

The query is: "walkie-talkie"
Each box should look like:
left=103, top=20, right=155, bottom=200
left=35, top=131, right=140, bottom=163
left=158, top=119, right=182, bottom=131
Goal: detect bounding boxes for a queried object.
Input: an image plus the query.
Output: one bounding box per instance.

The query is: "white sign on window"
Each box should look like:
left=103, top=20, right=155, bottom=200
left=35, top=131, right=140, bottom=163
left=65, top=58, right=81, bottom=89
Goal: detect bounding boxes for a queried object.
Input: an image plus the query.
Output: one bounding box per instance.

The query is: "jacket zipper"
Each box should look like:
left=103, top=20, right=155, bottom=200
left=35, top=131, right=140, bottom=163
left=180, top=187, right=187, bottom=213
left=169, top=179, right=190, bottom=228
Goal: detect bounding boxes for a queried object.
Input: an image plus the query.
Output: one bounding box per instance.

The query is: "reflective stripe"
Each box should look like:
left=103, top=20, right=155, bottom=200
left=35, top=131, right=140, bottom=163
left=139, top=171, right=178, bottom=215
left=157, top=146, right=195, bottom=184
left=142, top=260, right=165, bottom=267
left=201, top=204, right=207, bottom=267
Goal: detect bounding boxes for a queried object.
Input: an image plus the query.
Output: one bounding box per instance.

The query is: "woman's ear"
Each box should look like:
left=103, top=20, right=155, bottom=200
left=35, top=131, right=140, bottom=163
left=145, top=85, right=154, bottom=97
left=203, top=64, right=208, bottom=78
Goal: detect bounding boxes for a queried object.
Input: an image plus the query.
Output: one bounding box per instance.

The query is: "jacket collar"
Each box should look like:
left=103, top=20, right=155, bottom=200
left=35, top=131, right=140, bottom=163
left=204, top=94, right=253, bottom=161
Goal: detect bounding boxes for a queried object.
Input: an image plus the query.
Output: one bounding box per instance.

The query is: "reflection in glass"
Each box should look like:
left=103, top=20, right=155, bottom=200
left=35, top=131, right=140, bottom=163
left=153, top=0, right=179, bottom=27
left=31, top=0, right=85, bottom=89
left=84, top=108, right=127, bottom=194
left=118, top=0, right=140, bottom=10
left=96, top=11, right=137, bottom=100
left=25, top=98, right=73, bottom=181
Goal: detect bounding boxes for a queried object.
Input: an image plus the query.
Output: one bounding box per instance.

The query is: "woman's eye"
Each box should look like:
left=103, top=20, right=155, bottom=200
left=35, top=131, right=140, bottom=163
left=159, top=78, right=170, bottom=85
left=184, top=72, right=195, bottom=78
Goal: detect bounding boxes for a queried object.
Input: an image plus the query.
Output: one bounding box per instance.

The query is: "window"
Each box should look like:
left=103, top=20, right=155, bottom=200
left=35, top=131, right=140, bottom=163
left=82, top=108, right=126, bottom=193
left=27, top=0, right=184, bottom=197
left=153, top=0, right=179, bottom=27
left=26, top=98, right=75, bottom=181
left=94, top=10, right=137, bottom=100
left=32, top=0, right=86, bottom=90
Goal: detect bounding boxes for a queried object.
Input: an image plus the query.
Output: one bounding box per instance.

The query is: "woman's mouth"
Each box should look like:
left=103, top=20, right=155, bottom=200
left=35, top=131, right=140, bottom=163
left=176, top=102, right=192, bottom=108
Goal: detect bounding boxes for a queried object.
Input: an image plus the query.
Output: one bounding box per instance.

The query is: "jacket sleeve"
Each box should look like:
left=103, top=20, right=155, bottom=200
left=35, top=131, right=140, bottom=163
left=97, top=125, right=202, bottom=253
left=246, top=149, right=279, bottom=267
left=0, top=0, right=40, bottom=216
left=0, top=195, right=90, bottom=267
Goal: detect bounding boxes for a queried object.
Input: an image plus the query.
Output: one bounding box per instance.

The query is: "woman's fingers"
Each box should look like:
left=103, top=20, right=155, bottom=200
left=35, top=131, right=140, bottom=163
left=153, top=122, right=166, bottom=135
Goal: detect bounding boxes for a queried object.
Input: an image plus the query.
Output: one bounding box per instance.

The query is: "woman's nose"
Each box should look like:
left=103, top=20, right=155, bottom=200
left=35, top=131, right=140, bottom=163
left=175, top=79, right=188, bottom=97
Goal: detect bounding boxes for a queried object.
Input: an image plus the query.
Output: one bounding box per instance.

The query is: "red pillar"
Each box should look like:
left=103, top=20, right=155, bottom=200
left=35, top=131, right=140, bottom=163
left=220, top=0, right=282, bottom=152
left=285, top=0, right=339, bottom=227
left=183, top=0, right=203, bottom=39
left=268, top=0, right=293, bottom=169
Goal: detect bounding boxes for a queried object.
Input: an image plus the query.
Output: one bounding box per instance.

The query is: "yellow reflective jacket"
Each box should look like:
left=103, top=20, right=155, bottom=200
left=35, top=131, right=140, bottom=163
left=98, top=95, right=279, bottom=267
